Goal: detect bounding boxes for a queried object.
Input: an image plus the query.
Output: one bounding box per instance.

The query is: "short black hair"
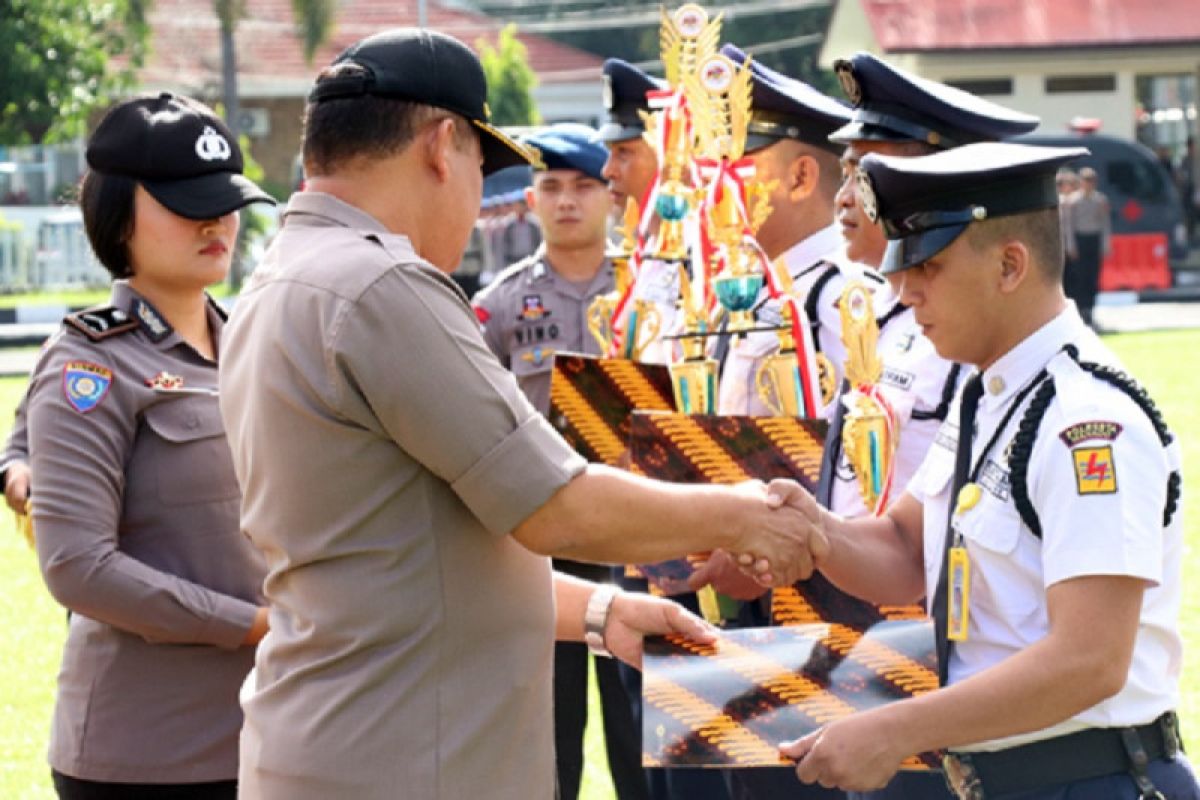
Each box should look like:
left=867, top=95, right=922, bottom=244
left=78, top=170, right=137, bottom=280
left=303, top=63, right=473, bottom=175
left=966, top=207, right=1063, bottom=284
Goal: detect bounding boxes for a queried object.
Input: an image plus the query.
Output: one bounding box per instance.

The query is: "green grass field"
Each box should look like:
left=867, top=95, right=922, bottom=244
left=0, top=329, right=1197, bottom=799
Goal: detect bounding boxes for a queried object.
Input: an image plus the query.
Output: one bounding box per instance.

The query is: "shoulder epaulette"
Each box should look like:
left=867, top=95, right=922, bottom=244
left=64, top=306, right=139, bottom=342
left=1009, top=344, right=1180, bottom=538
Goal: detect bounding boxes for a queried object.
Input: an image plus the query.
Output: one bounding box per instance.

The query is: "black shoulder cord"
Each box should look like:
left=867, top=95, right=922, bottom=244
left=1009, top=343, right=1181, bottom=538
left=912, top=362, right=964, bottom=423
left=804, top=263, right=839, bottom=354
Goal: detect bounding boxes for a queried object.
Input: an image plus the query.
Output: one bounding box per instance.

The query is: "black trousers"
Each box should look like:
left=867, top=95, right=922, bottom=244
left=52, top=771, right=236, bottom=800
left=1069, top=233, right=1104, bottom=323
left=554, top=559, right=649, bottom=800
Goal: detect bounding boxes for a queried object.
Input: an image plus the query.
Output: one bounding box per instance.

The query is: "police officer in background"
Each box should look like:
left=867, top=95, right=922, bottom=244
left=472, top=125, right=649, bottom=800
left=773, top=141, right=1197, bottom=800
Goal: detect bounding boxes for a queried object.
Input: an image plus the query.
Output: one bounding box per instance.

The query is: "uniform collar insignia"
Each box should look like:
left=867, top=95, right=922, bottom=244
left=132, top=297, right=173, bottom=343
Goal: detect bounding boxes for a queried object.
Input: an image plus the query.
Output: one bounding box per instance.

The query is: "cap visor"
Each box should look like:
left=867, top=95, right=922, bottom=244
left=474, top=121, right=535, bottom=176
left=880, top=225, right=966, bottom=274
left=596, top=121, right=646, bottom=143
left=828, top=120, right=914, bottom=146
left=143, top=173, right=276, bottom=220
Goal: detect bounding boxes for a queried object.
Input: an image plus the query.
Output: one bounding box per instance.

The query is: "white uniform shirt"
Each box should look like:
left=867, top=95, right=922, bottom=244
left=830, top=292, right=963, bottom=517
left=909, top=306, right=1183, bottom=751
left=718, top=224, right=863, bottom=418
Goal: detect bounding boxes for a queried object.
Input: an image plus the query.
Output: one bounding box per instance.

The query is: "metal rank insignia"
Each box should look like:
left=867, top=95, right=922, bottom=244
left=856, top=166, right=879, bottom=223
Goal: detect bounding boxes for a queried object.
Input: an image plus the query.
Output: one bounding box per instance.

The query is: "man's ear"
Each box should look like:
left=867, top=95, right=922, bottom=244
left=787, top=154, right=820, bottom=203
left=997, top=239, right=1032, bottom=294
left=524, top=185, right=538, bottom=214
left=425, top=117, right=457, bottom=182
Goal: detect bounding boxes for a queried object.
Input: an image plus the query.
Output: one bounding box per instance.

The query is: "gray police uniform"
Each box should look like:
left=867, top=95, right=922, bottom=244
left=22, top=282, right=265, bottom=784
left=473, top=247, right=614, bottom=414
left=220, top=192, right=585, bottom=800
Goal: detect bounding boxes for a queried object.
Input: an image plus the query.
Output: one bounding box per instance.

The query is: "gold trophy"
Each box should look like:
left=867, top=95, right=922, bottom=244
left=838, top=281, right=898, bottom=512
left=753, top=303, right=807, bottom=416
left=589, top=199, right=640, bottom=354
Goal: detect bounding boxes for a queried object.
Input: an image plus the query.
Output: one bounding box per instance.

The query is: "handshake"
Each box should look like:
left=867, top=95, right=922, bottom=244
left=690, top=478, right=832, bottom=600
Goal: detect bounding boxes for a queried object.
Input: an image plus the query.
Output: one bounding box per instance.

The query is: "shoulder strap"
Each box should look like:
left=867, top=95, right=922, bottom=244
left=1010, top=344, right=1180, bottom=538
left=912, top=362, right=964, bottom=422
left=804, top=262, right=839, bottom=353
left=63, top=306, right=139, bottom=342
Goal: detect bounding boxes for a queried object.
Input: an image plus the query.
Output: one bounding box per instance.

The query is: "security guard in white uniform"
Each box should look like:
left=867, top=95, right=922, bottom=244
left=714, top=45, right=864, bottom=420
left=820, top=52, right=1040, bottom=528
left=773, top=142, right=1197, bottom=800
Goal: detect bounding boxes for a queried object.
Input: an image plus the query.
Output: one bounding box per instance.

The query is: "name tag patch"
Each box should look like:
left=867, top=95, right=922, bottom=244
left=880, top=366, right=915, bottom=391
left=1059, top=420, right=1122, bottom=447
left=979, top=459, right=1011, bottom=501
left=1072, top=445, right=1118, bottom=495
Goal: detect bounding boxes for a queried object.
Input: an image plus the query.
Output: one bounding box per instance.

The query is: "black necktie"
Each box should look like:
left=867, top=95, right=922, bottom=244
left=932, top=372, right=984, bottom=687
left=815, top=379, right=851, bottom=508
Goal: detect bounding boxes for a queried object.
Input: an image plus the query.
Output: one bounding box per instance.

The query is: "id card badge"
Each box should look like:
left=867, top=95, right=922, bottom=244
left=947, top=542, right=971, bottom=642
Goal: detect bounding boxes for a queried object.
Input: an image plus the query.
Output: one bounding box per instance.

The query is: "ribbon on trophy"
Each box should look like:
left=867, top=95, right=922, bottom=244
left=838, top=280, right=899, bottom=514
left=753, top=296, right=824, bottom=418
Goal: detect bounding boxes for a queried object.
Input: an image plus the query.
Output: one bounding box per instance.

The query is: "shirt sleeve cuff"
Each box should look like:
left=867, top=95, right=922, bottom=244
left=453, top=414, right=587, bottom=537
left=201, top=595, right=262, bottom=650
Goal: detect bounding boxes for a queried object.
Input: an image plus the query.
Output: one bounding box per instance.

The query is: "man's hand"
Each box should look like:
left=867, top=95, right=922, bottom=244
left=687, top=549, right=768, bottom=601
left=780, top=710, right=909, bottom=792
left=4, top=461, right=30, bottom=514
left=728, top=479, right=829, bottom=587
left=604, top=591, right=718, bottom=670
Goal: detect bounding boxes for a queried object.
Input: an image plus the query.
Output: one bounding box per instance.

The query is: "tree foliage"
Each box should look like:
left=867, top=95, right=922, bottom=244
left=478, top=25, right=541, bottom=126
left=0, top=0, right=150, bottom=144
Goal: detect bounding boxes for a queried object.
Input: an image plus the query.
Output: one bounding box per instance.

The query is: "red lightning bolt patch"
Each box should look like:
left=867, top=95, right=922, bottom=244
left=1072, top=445, right=1118, bottom=495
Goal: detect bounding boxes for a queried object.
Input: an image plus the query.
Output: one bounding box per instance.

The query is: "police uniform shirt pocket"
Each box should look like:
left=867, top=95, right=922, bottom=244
left=141, top=396, right=240, bottom=506
left=955, top=494, right=1043, bottom=627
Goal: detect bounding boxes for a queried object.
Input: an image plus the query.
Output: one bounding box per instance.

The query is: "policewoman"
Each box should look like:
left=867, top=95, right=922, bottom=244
left=24, top=93, right=273, bottom=799
left=773, top=142, right=1197, bottom=800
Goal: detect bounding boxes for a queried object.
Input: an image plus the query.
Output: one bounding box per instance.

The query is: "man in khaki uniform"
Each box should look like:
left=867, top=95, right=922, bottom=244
left=474, top=124, right=648, bottom=800
left=219, top=29, right=820, bottom=800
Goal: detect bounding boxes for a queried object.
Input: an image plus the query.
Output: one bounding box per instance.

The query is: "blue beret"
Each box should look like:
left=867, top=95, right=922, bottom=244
left=720, top=45, right=851, bottom=155
left=522, top=123, right=609, bottom=182
left=829, top=53, right=1039, bottom=149
left=858, top=142, right=1087, bottom=274
left=599, top=59, right=667, bottom=143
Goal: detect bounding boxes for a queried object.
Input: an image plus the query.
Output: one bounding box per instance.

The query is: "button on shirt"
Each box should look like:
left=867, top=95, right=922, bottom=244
left=718, top=224, right=860, bottom=418
left=908, top=307, right=1183, bottom=751
left=830, top=295, right=963, bottom=517
left=219, top=192, right=586, bottom=800
left=24, top=282, right=264, bottom=783
left=473, top=247, right=614, bottom=414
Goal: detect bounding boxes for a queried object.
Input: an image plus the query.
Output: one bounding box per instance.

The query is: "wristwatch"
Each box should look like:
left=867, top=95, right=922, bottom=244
left=584, top=584, right=620, bottom=658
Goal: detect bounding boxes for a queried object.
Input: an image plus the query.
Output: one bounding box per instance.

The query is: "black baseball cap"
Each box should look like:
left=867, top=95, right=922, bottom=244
left=86, top=93, right=275, bottom=220
left=309, top=28, right=532, bottom=176
left=857, top=142, right=1087, bottom=274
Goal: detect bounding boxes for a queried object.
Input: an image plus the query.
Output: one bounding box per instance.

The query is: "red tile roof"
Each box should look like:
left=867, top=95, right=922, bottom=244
left=860, top=0, right=1200, bottom=52
left=134, top=0, right=603, bottom=94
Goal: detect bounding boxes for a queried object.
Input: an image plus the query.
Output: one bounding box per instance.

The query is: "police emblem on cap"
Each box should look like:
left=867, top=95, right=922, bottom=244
left=602, top=74, right=615, bottom=112
left=836, top=62, right=862, bottom=106
left=674, top=3, right=709, bottom=37
left=856, top=166, right=879, bottom=223
left=699, top=55, right=735, bottom=94
left=194, top=126, right=232, bottom=163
